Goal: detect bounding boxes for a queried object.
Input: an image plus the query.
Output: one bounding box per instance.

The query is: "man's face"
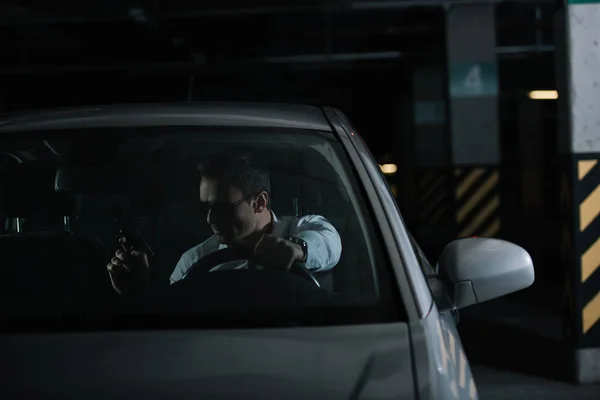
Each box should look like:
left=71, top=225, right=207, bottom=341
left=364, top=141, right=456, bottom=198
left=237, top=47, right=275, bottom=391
left=199, top=177, right=258, bottom=245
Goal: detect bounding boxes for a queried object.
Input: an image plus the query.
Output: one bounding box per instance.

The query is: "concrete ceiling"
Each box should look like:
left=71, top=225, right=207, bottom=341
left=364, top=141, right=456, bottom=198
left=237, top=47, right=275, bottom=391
left=0, top=0, right=557, bottom=74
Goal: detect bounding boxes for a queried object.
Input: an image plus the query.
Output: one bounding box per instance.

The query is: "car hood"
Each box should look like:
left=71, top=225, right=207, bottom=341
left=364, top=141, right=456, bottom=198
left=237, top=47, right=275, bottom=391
left=0, top=322, right=415, bottom=400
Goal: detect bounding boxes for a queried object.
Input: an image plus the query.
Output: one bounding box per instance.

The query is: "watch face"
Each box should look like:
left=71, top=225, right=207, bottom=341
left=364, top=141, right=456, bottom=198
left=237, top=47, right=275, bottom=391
left=289, top=236, right=307, bottom=257
left=292, top=236, right=305, bottom=247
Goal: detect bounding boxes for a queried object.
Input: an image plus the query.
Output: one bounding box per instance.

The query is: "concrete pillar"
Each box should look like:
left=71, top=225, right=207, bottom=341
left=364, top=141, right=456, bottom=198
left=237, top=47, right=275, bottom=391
left=517, top=99, right=545, bottom=215
left=395, top=94, right=416, bottom=223
left=556, top=0, right=600, bottom=384
left=413, top=67, right=448, bottom=167
left=446, top=4, right=501, bottom=239
left=412, top=66, right=454, bottom=232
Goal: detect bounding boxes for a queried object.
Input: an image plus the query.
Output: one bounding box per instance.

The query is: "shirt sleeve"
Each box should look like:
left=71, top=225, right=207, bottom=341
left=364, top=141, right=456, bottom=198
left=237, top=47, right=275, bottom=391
left=290, top=215, right=342, bottom=272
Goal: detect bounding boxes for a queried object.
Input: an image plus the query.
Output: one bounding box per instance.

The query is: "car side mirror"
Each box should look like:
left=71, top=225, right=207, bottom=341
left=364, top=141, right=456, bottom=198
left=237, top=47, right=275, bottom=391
left=437, top=237, right=534, bottom=309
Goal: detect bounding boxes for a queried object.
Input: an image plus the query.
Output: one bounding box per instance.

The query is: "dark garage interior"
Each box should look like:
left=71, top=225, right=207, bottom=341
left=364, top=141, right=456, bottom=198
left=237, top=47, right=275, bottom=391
left=0, top=0, right=599, bottom=398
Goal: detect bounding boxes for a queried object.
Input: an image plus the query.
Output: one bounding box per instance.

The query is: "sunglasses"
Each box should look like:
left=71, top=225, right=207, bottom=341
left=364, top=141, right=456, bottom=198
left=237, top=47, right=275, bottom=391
left=199, top=193, right=255, bottom=216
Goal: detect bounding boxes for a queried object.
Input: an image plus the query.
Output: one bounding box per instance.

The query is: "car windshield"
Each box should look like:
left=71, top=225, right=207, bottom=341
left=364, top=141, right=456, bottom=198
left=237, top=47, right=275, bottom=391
left=0, top=126, right=404, bottom=330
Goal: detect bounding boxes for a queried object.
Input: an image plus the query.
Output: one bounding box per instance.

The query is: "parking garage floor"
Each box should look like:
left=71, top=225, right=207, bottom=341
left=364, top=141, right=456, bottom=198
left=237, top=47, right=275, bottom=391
left=460, top=281, right=600, bottom=399
left=473, top=366, right=600, bottom=399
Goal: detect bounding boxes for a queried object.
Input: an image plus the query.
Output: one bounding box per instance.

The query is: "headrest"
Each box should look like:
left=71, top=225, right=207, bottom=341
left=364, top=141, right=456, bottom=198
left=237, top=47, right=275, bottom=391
left=56, top=166, right=115, bottom=194
left=2, top=164, right=76, bottom=217
left=55, top=167, right=167, bottom=219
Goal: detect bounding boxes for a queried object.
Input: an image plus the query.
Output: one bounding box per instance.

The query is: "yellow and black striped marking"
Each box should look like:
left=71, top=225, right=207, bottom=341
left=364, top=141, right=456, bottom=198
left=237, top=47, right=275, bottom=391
left=416, top=169, right=453, bottom=225
left=563, top=155, right=600, bottom=347
left=576, top=158, right=600, bottom=342
left=453, top=167, right=501, bottom=238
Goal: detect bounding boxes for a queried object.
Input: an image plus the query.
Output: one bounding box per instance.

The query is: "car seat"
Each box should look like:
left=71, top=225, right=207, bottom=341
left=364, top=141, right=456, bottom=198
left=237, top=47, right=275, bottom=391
left=2, top=163, right=75, bottom=234
left=0, top=165, right=112, bottom=303
left=0, top=232, right=112, bottom=303
left=54, top=167, right=158, bottom=261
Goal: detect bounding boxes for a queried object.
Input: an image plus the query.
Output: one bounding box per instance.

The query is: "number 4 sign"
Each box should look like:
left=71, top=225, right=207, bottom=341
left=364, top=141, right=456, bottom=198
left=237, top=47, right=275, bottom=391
left=463, top=64, right=483, bottom=92
left=449, top=62, right=498, bottom=98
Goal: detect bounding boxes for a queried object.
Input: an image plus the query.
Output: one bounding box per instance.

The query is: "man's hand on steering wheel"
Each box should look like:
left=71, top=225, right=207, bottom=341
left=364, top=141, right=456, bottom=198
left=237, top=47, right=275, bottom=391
left=253, top=234, right=305, bottom=271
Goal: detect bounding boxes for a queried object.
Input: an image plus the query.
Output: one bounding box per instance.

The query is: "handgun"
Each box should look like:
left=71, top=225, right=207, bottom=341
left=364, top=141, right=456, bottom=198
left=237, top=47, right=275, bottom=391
left=108, top=203, right=155, bottom=259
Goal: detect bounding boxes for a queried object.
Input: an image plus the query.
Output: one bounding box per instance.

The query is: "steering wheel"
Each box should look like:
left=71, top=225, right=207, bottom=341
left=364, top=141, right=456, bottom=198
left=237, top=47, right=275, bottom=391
left=182, top=246, right=321, bottom=288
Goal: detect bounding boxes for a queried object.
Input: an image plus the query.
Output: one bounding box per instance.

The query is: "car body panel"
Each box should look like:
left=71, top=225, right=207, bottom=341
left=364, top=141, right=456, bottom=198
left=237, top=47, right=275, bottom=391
left=410, top=312, right=479, bottom=400
left=0, top=323, right=416, bottom=400
left=323, top=107, right=479, bottom=399
left=0, top=102, right=332, bottom=133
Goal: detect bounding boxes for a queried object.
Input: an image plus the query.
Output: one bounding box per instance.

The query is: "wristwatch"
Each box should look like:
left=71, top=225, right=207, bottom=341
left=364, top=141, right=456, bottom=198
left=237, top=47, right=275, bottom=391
left=287, top=235, right=308, bottom=262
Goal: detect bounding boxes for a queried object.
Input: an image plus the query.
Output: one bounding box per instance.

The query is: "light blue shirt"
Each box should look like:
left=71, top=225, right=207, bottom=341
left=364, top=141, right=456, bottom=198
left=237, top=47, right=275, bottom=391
left=169, top=212, right=342, bottom=284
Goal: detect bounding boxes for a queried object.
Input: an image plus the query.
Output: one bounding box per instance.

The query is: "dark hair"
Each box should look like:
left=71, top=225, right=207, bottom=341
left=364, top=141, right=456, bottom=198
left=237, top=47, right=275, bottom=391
left=197, top=153, right=271, bottom=201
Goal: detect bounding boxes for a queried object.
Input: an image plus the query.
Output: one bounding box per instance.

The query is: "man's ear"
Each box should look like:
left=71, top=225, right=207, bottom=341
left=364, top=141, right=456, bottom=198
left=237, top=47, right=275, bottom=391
left=254, top=191, right=269, bottom=213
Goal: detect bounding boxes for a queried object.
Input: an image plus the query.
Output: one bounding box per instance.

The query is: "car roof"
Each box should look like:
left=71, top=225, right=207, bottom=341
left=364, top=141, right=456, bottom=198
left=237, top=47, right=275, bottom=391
left=0, top=102, right=333, bottom=133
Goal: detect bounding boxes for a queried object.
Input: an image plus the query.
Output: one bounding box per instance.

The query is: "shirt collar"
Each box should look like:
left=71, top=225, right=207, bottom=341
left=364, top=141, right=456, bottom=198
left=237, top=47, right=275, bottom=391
left=270, top=211, right=288, bottom=237
left=217, top=210, right=283, bottom=250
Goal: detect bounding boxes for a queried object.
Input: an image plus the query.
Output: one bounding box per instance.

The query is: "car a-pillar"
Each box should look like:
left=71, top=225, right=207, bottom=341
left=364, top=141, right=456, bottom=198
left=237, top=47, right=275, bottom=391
left=555, top=0, right=600, bottom=384
left=445, top=4, right=502, bottom=242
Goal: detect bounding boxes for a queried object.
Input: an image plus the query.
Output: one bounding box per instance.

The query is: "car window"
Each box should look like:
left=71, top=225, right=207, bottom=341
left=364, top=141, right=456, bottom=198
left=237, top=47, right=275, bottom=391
left=0, top=127, right=405, bottom=330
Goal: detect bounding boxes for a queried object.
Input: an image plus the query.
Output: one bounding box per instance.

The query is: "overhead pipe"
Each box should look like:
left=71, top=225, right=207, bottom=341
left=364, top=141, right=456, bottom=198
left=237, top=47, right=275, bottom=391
left=496, top=44, right=554, bottom=55
left=0, top=44, right=553, bottom=75
left=0, top=0, right=557, bottom=25
left=265, top=51, right=402, bottom=63
left=0, top=47, right=552, bottom=75
left=158, top=0, right=555, bottom=17
left=350, top=0, right=500, bottom=10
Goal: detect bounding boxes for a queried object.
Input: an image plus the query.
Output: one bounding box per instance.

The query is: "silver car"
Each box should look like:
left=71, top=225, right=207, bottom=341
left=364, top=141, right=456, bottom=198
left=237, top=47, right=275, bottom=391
left=0, top=103, right=534, bottom=399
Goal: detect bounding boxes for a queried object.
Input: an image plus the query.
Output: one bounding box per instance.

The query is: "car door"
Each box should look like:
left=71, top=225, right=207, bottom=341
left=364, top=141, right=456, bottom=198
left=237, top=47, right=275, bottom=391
left=409, top=234, right=479, bottom=400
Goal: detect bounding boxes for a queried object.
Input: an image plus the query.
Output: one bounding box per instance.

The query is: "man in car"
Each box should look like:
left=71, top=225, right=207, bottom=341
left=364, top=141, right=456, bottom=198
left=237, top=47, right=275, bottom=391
left=106, top=153, right=342, bottom=295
